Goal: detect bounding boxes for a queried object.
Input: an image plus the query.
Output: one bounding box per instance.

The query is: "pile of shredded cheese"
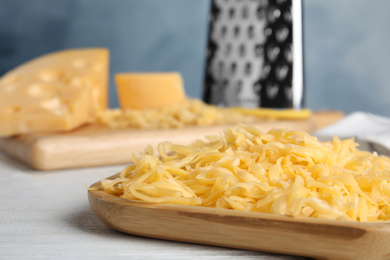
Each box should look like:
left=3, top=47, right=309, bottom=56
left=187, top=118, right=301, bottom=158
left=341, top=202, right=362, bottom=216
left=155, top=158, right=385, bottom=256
left=97, top=99, right=257, bottom=129
left=99, top=124, right=390, bottom=222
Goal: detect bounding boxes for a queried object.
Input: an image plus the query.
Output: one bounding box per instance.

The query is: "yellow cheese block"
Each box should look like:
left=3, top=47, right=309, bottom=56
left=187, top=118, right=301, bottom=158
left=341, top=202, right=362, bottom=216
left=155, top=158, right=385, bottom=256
left=115, top=72, right=185, bottom=110
left=0, top=48, right=109, bottom=137
left=225, top=107, right=312, bottom=120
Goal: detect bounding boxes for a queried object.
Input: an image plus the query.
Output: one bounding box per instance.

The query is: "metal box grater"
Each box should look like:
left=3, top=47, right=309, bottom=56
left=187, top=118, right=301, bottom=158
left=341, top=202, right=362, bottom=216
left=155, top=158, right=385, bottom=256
left=203, top=0, right=304, bottom=109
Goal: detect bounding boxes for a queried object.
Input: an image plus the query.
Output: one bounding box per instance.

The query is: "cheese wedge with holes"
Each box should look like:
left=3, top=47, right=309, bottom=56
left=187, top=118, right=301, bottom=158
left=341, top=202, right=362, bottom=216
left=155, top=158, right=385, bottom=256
left=115, top=72, right=185, bottom=110
left=0, top=48, right=109, bottom=136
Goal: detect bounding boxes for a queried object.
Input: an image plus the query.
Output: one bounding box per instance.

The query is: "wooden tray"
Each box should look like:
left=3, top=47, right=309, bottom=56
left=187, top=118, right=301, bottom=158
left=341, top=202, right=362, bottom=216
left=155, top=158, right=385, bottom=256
left=88, top=174, right=390, bottom=260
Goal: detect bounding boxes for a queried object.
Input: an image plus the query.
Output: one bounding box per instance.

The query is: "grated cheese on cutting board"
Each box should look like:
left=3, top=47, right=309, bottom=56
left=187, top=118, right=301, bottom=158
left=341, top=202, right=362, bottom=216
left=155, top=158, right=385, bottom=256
left=98, top=124, right=390, bottom=222
left=97, top=98, right=311, bottom=130
left=97, top=99, right=257, bottom=129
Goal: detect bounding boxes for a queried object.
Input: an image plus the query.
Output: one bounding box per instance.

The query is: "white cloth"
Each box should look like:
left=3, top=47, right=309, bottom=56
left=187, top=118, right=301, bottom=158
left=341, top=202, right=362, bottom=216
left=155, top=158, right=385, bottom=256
left=314, top=111, right=390, bottom=155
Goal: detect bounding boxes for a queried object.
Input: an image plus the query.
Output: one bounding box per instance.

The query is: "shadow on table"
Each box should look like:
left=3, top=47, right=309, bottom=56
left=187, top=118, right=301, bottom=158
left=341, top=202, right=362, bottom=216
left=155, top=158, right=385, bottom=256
left=0, top=151, right=33, bottom=172
left=67, top=206, right=128, bottom=237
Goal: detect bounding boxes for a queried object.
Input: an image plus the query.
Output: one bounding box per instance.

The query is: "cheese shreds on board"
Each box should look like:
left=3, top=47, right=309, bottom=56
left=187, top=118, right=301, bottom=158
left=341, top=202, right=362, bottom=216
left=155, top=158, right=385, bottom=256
left=97, top=99, right=258, bottom=129
left=97, top=98, right=311, bottom=130
left=98, top=124, right=390, bottom=222
left=0, top=48, right=109, bottom=136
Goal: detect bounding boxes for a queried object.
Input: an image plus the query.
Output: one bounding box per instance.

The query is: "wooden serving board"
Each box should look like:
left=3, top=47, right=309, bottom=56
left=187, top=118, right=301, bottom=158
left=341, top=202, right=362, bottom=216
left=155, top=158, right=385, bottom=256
left=0, top=111, right=343, bottom=171
left=88, top=174, right=390, bottom=260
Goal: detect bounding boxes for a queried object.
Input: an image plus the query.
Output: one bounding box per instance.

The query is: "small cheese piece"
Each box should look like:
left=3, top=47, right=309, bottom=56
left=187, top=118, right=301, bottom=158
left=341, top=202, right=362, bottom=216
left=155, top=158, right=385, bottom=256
left=115, top=72, right=185, bottom=110
left=225, top=107, right=312, bottom=120
left=0, top=48, right=109, bottom=136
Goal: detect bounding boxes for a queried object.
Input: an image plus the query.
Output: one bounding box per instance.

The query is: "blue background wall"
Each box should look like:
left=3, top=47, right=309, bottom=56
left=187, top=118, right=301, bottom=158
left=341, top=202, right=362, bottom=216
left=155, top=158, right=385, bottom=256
left=304, top=0, right=390, bottom=116
left=1, top=0, right=390, bottom=116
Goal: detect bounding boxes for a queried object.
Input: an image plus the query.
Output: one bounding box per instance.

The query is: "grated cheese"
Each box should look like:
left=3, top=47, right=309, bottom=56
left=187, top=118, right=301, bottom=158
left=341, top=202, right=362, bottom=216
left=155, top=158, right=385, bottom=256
left=96, top=98, right=310, bottom=130
left=98, top=124, right=390, bottom=222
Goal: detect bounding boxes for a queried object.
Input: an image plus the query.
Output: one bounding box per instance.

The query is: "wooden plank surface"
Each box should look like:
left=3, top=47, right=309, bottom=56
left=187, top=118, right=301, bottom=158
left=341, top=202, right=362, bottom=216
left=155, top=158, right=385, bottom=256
left=88, top=174, right=390, bottom=260
left=0, top=111, right=343, bottom=170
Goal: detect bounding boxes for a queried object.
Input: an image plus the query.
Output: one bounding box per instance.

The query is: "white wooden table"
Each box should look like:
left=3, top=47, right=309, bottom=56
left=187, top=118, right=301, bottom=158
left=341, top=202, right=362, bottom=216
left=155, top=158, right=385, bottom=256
left=0, top=151, right=308, bottom=260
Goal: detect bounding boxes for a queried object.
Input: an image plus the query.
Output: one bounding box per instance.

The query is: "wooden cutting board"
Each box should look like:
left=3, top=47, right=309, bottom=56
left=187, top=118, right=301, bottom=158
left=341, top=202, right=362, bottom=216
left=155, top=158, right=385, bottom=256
left=88, top=174, right=390, bottom=260
left=0, top=111, right=343, bottom=170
